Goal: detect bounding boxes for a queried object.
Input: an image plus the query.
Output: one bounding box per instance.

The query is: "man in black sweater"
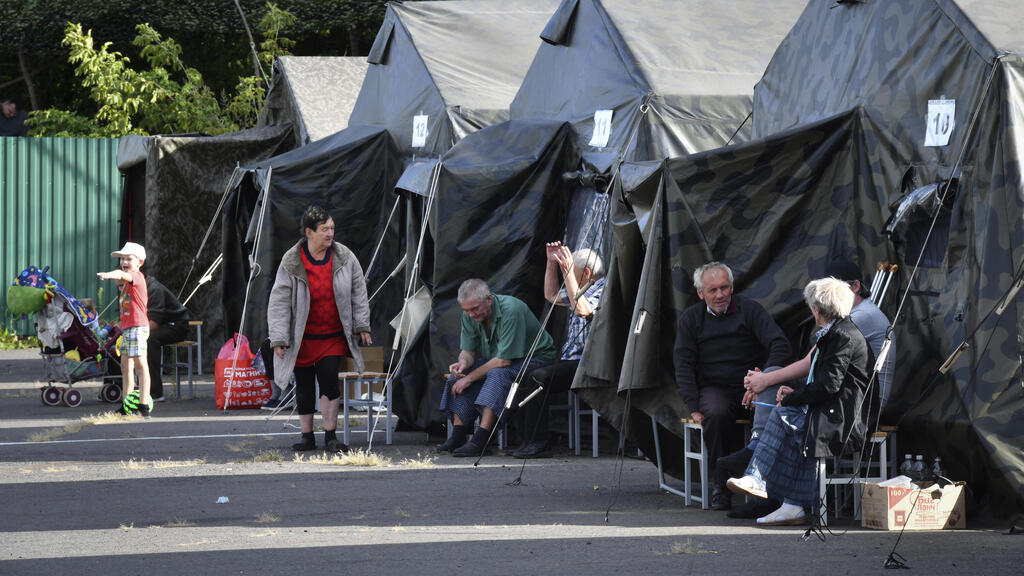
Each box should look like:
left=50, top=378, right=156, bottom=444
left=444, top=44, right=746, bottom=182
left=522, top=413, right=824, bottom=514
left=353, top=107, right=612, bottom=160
left=674, top=262, right=790, bottom=510
left=146, top=277, right=190, bottom=401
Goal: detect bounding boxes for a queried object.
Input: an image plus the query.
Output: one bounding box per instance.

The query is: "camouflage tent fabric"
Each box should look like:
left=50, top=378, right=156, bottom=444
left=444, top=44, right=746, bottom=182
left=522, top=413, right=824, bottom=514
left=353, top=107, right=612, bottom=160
left=258, top=56, right=369, bottom=148
left=512, top=0, right=807, bottom=168
left=117, top=125, right=294, bottom=369
left=351, top=0, right=557, bottom=158
left=222, top=1, right=558, bottom=428
left=220, top=125, right=405, bottom=357
left=402, top=0, right=808, bottom=435
left=577, top=0, right=1024, bottom=522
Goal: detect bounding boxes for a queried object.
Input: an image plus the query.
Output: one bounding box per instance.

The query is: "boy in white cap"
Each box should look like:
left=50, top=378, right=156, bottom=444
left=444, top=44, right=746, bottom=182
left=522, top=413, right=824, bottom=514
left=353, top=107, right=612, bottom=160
left=98, top=242, right=153, bottom=416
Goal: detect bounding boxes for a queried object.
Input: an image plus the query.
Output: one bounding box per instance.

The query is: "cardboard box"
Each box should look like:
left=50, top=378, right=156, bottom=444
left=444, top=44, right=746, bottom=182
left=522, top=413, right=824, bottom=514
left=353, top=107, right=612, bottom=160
left=342, top=346, right=384, bottom=373
left=341, top=347, right=387, bottom=397
left=861, top=481, right=966, bottom=530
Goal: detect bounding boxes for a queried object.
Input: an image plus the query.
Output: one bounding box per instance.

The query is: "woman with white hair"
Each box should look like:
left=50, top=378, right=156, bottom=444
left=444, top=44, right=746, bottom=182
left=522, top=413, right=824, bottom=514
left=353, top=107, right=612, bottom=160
left=726, top=277, right=873, bottom=526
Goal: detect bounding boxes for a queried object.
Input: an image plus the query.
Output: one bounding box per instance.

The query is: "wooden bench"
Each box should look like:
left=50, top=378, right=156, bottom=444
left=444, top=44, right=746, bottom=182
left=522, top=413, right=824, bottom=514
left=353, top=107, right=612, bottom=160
left=653, top=417, right=751, bottom=509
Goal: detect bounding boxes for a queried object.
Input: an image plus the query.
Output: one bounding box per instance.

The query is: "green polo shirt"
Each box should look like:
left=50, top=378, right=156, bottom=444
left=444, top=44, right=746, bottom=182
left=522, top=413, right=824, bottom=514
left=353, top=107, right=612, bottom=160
left=460, top=294, right=556, bottom=362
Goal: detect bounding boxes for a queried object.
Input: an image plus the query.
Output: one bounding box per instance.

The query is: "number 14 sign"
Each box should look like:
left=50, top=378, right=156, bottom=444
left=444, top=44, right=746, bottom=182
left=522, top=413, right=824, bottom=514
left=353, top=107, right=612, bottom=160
left=925, top=99, right=955, bottom=147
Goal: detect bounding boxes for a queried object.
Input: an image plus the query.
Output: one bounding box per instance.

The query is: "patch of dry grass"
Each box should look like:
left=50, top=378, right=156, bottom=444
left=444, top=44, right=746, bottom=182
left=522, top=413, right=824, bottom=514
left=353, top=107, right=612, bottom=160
left=119, top=522, right=134, bottom=531
left=294, top=448, right=392, bottom=466
left=121, top=458, right=206, bottom=470
left=399, top=453, right=436, bottom=468
left=27, top=411, right=139, bottom=442
left=153, top=458, right=205, bottom=468
left=42, top=465, right=80, bottom=473
left=85, top=412, right=141, bottom=424
left=254, top=512, right=280, bottom=523
left=26, top=428, right=64, bottom=443
left=164, top=518, right=195, bottom=528
left=252, top=449, right=284, bottom=463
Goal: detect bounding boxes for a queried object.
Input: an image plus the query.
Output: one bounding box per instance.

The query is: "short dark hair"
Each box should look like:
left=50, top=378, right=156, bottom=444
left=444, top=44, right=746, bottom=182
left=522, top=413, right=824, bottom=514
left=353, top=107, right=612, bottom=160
left=300, top=204, right=332, bottom=235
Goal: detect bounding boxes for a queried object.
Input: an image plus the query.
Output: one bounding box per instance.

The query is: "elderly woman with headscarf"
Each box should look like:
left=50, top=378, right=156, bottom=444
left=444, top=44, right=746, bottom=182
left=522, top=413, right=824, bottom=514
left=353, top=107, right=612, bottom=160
left=726, top=277, right=873, bottom=526
left=268, top=205, right=372, bottom=453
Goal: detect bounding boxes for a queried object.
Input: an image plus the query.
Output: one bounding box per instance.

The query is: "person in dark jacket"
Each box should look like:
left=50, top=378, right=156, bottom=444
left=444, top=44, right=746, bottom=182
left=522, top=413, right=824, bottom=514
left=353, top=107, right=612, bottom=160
left=145, top=276, right=189, bottom=401
left=726, top=277, right=873, bottom=526
left=674, top=262, right=791, bottom=509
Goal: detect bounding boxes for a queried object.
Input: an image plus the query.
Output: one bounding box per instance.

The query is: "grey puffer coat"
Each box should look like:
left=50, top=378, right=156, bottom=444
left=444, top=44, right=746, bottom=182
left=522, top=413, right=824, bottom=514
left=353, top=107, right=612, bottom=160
left=267, top=240, right=371, bottom=389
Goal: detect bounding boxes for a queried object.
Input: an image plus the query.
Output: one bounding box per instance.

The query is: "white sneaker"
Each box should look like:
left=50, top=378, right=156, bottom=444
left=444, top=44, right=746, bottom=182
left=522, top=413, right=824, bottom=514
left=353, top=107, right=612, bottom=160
left=727, top=475, right=768, bottom=500
left=757, top=504, right=808, bottom=526
left=152, top=396, right=165, bottom=403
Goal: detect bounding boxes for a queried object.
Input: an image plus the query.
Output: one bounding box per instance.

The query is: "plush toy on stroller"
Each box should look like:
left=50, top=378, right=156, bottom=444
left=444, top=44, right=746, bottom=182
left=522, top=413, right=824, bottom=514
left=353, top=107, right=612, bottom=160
left=6, top=265, right=122, bottom=407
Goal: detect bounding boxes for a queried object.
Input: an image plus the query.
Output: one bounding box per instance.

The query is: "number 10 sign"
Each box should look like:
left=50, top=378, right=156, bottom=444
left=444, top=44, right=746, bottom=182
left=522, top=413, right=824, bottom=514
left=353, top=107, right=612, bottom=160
left=924, top=99, right=955, bottom=147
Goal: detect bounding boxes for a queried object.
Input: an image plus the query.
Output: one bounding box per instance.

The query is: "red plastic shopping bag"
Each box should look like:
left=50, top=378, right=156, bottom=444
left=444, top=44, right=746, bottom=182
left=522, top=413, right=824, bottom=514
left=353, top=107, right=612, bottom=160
left=214, top=334, right=272, bottom=409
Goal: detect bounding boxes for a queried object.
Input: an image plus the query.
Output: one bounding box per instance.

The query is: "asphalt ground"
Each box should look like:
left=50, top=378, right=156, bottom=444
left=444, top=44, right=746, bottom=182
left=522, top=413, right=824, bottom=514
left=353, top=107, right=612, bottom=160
left=1, top=349, right=1022, bottom=575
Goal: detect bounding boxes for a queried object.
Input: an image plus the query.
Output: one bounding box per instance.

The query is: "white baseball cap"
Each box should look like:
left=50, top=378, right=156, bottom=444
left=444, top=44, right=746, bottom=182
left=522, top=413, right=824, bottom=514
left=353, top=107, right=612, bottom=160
left=111, top=242, right=146, bottom=262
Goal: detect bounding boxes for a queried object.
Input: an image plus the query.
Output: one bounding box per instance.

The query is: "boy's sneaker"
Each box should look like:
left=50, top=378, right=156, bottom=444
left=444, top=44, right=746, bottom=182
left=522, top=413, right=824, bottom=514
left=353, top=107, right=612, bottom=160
left=119, top=390, right=141, bottom=415
left=139, top=403, right=152, bottom=418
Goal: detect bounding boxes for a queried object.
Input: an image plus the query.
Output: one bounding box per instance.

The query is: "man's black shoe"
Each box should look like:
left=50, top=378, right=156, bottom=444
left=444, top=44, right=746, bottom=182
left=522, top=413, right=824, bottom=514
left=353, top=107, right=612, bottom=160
left=726, top=498, right=781, bottom=519
left=511, top=442, right=552, bottom=459
left=718, top=447, right=754, bottom=467
left=452, top=440, right=491, bottom=457
left=710, top=486, right=732, bottom=511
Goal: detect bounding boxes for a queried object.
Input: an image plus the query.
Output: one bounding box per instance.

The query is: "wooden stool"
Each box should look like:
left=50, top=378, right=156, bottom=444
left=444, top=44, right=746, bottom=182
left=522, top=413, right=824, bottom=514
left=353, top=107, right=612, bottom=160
left=339, top=371, right=393, bottom=445
left=164, top=340, right=195, bottom=399
left=817, top=426, right=897, bottom=525
left=653, top=417, right=751, bottom=509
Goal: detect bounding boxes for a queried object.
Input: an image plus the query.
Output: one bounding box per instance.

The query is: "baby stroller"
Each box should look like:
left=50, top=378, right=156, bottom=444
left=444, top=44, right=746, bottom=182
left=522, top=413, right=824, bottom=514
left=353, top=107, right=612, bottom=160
left=6, top=265, right=122, bottom=407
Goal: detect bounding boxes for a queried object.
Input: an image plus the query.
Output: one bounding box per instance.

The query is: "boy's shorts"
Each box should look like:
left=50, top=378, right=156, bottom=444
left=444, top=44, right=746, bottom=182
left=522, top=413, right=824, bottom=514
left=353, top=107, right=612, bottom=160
left=119, top=326, right=150, bottom=357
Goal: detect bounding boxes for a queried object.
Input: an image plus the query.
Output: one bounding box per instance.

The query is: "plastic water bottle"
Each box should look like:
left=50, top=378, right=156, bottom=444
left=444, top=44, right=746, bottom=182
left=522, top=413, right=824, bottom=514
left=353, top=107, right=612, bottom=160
left=931, top=457, right=947, bottom=485
left=899, top=454, right=914, bottom=479
left=911, top=455, right=927, bottom=483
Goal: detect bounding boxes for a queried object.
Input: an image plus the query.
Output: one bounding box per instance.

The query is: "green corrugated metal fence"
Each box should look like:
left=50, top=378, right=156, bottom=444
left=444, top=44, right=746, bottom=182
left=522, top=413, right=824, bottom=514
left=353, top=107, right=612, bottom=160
left=1, top=136, right=122, bottom=335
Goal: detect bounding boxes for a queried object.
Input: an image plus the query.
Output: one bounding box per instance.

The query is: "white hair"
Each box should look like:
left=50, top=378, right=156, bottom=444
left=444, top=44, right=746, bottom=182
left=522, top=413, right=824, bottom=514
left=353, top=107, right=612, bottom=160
left=457, top=278, right=490, bottom=303
left=693, top=262, right=734, bottom=292
left=572, top=249, right=604, bottom=279
left=804, top=277, right=854, bottom=321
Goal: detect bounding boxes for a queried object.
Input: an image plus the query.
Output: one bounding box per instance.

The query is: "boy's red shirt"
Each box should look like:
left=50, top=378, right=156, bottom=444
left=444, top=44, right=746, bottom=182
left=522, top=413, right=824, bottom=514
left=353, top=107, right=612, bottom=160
left=119, top=270, right=149, bottom=329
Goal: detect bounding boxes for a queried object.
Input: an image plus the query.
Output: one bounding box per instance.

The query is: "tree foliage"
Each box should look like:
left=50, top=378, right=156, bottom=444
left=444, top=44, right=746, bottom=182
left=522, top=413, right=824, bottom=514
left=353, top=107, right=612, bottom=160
left=1, top=0, right=390, bottom=115
left=27, top=3, right=305, bottom=137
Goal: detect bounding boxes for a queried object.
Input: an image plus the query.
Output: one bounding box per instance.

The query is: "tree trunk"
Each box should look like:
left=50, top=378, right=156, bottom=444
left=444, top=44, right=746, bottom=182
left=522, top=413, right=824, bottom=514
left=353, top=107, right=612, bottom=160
left=17, top=46, right=38, bottom=110
left=348, top=28, right=360, bottom=56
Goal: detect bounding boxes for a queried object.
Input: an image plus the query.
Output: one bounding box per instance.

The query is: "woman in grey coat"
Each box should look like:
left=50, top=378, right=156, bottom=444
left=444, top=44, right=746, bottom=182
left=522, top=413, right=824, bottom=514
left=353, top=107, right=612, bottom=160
left=268, top=205, right=372, bottom=453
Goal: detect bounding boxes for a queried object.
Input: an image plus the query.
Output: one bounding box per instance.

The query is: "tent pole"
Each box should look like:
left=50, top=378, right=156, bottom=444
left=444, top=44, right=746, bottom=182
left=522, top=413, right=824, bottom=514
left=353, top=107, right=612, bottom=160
left=224, top=166, right=274, bottom=412
left=176, top=163, right=244, bottom=300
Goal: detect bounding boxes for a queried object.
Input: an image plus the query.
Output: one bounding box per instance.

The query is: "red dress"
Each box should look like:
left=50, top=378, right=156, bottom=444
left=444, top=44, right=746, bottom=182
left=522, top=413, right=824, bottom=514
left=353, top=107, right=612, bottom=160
left=295, top=246, right=349, bottom=367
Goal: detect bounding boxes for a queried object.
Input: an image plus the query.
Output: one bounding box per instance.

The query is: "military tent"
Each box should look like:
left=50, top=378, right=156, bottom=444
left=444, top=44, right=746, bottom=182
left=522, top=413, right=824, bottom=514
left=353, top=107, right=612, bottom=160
left=411, top=0, right=809, bottom=433
left=258, top=56, right=370, bottom=148
left=221, top=1, right=558, bottom=427
left=583, top=0, right=1024, bottom=523
left=115, top=126, right=295, bottom=369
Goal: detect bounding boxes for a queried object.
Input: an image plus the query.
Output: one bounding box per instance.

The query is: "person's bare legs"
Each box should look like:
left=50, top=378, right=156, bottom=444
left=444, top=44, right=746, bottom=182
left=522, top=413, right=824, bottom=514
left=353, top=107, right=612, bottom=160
left=135, top=355, right=151, bottom=405
left=479, top=406, right=497, bottom=431
left=322, top=396, right=339, bottom=432
left=121, top=356, right=136, bottom=397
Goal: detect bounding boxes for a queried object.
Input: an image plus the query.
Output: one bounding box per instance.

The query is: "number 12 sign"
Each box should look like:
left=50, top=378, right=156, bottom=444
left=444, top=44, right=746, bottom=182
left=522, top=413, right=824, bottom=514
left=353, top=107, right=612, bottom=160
left=924, top=99, right=955, bottom=147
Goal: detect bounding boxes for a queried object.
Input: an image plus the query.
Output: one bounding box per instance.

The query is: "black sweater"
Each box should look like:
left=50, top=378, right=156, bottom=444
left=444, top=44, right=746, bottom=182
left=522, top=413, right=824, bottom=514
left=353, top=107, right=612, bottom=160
left=674, top=296, right=791, bottom=414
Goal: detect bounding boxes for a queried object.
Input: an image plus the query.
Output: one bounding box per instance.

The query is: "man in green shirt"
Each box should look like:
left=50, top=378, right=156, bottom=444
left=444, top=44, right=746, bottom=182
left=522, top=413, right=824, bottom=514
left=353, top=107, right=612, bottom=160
left=438, top=278, right=556, bottom=457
